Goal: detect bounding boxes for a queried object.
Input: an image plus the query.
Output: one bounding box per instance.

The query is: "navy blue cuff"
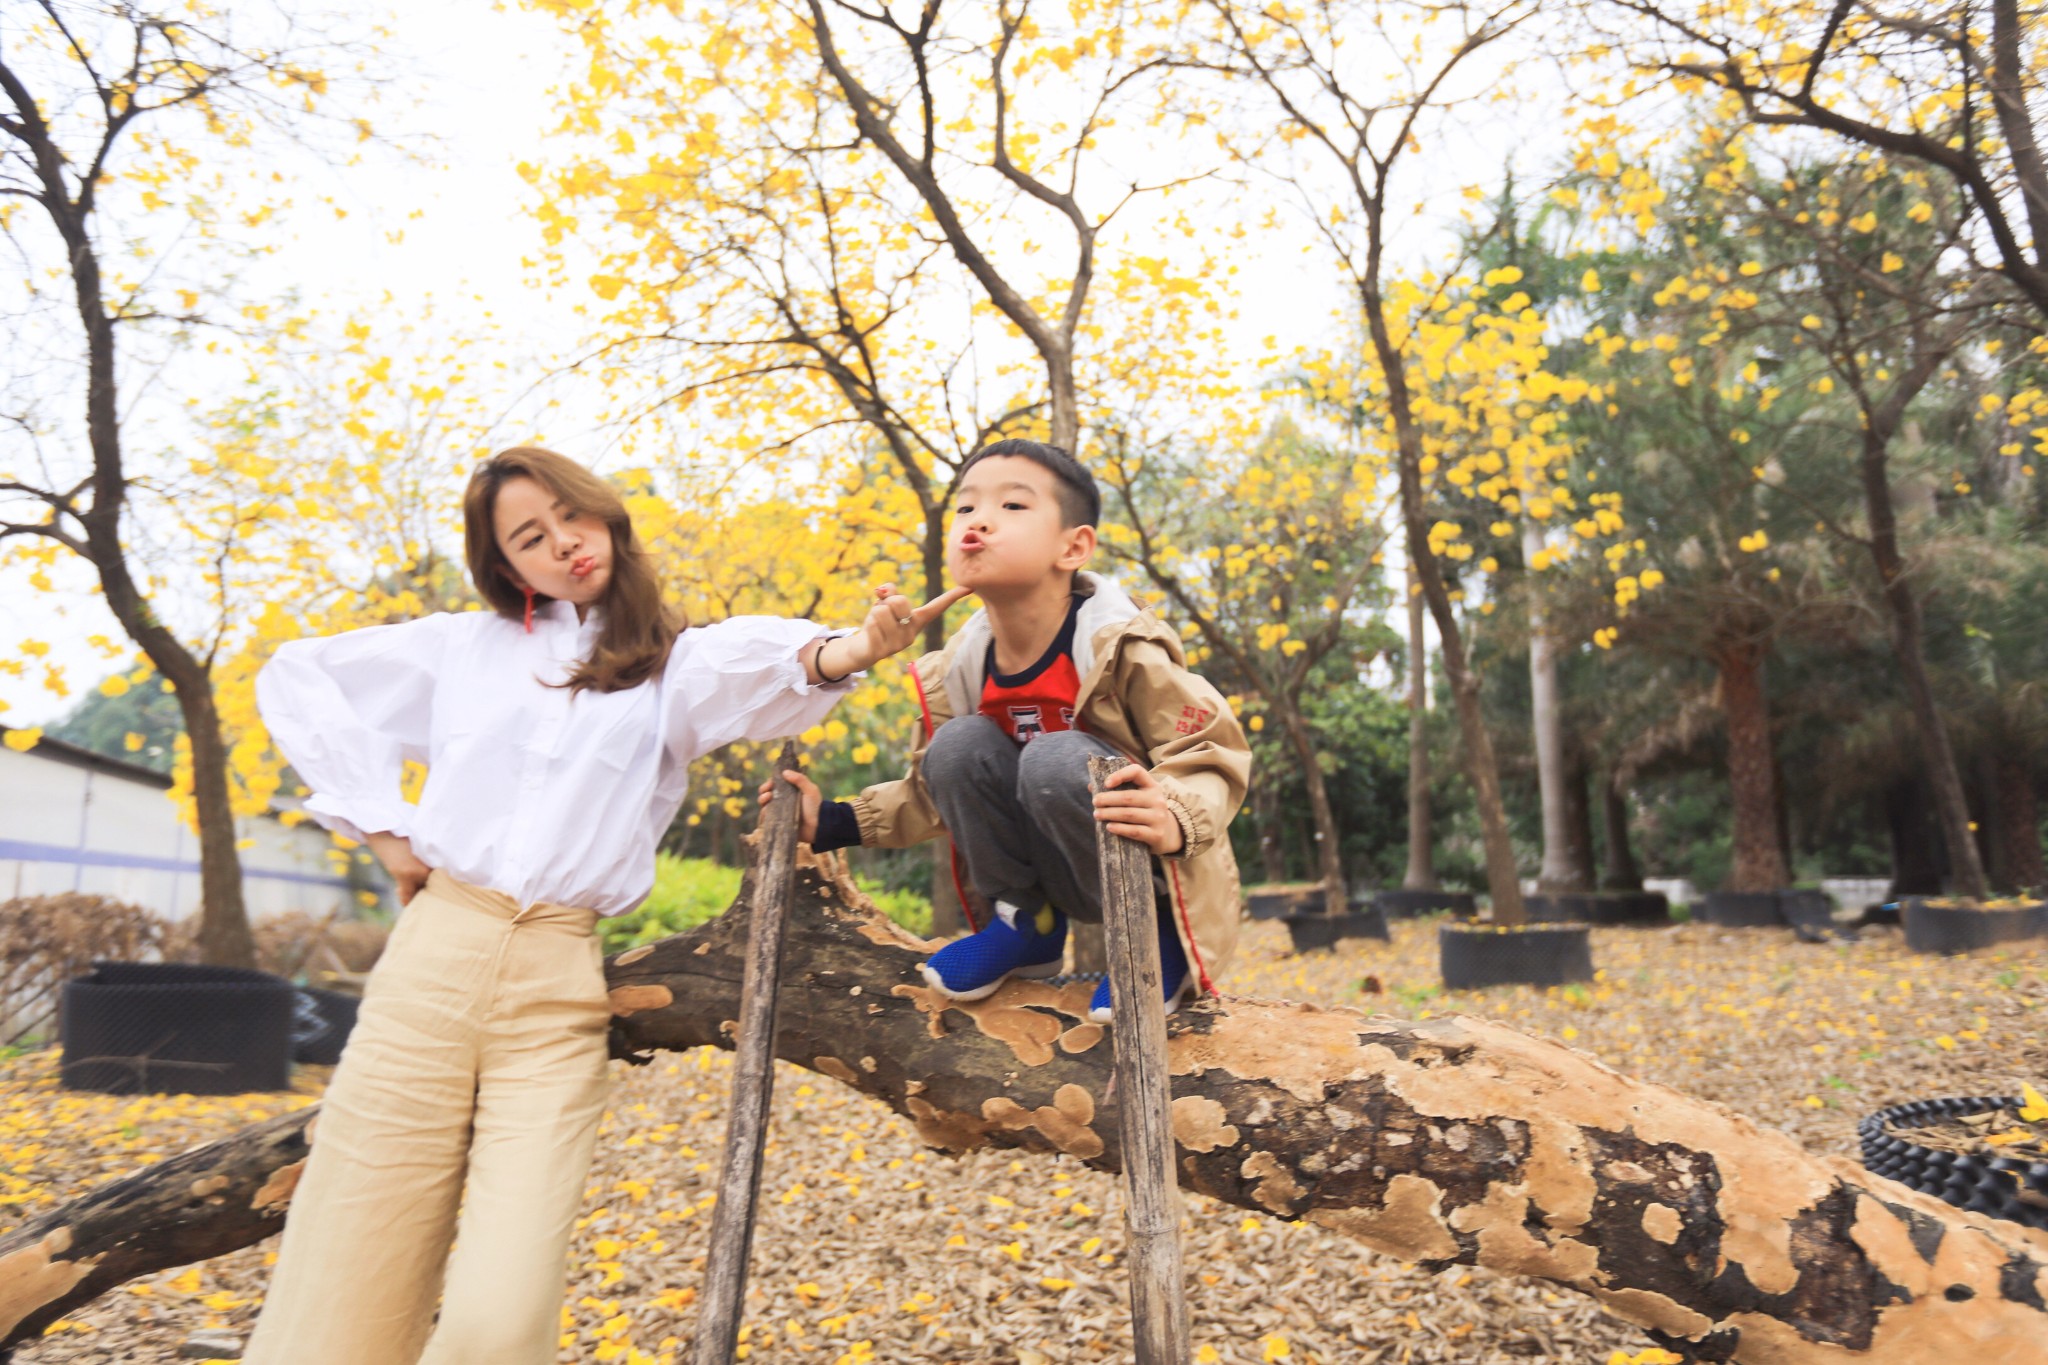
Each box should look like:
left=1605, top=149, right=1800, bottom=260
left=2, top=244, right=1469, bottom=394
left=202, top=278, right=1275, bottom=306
left=812, top=799, right=862, bottom=853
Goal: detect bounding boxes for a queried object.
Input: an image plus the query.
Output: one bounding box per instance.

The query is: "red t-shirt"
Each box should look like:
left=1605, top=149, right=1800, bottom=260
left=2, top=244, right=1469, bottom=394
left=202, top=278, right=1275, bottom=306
left=979, top=596, right=1083, bottom=745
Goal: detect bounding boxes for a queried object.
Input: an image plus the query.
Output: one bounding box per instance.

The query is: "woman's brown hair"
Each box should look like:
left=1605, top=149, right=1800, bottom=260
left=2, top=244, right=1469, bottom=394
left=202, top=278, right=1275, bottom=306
left=463, top=446, right=680, bottom=694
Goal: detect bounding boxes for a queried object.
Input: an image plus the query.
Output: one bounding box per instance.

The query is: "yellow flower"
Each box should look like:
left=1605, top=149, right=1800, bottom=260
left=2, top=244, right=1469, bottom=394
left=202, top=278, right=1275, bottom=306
left=4, top=727, right=43, bottom=753
left=1581, top=269, right=1602, bottom=293
left=1262, top=1334, right=1292, bottom=1361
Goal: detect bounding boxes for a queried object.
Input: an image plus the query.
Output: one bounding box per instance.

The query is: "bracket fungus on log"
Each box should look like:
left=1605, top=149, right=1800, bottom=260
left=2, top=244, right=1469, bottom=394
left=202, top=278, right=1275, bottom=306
left=2, top=852, right=2044, bottom=1361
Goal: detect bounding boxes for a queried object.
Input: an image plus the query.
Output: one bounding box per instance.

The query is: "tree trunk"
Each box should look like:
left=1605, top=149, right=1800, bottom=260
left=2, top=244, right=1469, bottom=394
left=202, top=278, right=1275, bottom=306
left=1715, top=640, right=1790, bottom=892
left=1563, top=749, right=1599, bottom=893
left=171, top=680, right=259, bottom=968
left=7, top=855, right=2045, bottom=1360
left=1988, top=751, right=2045, bottom=895
left=1403, top=556, right=1437, bottom=892
left=1279, top=706, right=1348, bottom=916
left=1525, top=525, right=1587, bottom=893
left=1776, top=752, right=1797, bottom=885
left=63, top=174, right=255, bottom=969
left=1601, top=776, right=1644, bottom=892
left=1885, top=778, right=1947, bottom=898
left=1252, top=769, right=1290, bottom=885
left=1857, top=426, right=1991, bottom=899
left=1362, top=278, right=1523, bottom=925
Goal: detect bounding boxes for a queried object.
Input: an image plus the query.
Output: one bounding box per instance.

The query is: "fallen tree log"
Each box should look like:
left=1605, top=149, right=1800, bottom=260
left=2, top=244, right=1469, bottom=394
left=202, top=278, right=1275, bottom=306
left=2, top=854, right=2045, bottom=1361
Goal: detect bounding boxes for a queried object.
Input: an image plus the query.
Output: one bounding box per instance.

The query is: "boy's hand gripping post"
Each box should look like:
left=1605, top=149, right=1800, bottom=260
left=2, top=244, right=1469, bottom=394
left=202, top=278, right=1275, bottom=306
left=693, top=741, right=804, bottom=1365
left=1088, top=754, right=1192, bottom=1365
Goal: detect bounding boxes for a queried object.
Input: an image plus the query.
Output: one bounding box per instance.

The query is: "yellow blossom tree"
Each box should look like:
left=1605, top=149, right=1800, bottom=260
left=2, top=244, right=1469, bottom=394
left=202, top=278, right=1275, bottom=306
left=0, top=2, right=391, bottom=964
left=1192, top=0, right=1560, bottom=924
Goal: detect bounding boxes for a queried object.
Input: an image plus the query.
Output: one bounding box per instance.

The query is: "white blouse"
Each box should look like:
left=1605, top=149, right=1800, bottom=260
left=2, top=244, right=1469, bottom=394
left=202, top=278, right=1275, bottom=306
left=254, top=599, right=852, bottom=916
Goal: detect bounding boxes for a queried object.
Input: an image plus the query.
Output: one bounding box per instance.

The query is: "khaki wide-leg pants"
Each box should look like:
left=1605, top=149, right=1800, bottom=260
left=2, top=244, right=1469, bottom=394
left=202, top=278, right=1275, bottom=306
left=243, top=870, right=612, bottom=1365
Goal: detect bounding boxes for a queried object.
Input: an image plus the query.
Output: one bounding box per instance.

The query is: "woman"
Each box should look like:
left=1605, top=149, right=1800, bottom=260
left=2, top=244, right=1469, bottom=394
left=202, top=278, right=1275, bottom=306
left=244, top=446, right=964, bottom=1364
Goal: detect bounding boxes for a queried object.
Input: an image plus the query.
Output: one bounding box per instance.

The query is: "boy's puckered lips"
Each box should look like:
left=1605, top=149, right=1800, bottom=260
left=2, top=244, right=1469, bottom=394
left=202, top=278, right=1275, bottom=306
left=957, top=530, right=987, bottom=552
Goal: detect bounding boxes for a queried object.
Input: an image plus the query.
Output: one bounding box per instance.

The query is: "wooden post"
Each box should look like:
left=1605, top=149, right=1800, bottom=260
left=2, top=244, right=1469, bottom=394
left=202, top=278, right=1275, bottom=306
left=1088, top=755, right=1191, bottom=1365
left=692, top=741, right=804, bottom=1365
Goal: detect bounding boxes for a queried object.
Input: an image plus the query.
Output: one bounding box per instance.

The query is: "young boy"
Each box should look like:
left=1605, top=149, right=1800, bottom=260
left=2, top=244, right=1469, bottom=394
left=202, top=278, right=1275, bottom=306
left=765, top=439, right=1250, bottom=1021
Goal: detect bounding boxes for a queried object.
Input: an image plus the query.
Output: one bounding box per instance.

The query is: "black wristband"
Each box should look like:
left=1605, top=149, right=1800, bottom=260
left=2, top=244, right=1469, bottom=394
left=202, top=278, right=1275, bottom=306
left=813, top=632, right=856, bottom=685
left=812, top=799, right=862, bottom=853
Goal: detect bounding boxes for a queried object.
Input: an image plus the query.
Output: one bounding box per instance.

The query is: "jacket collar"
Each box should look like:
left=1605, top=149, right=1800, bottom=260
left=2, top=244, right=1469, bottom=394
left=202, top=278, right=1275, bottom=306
left=942, top=571, right=1142, bottom=714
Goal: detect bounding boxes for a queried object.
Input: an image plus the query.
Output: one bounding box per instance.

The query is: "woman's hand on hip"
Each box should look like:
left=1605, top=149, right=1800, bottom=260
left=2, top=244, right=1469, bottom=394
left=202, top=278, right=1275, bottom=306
left=757, top=769, right=823, bottom=845
left=365, top=831, right=433, bottom=906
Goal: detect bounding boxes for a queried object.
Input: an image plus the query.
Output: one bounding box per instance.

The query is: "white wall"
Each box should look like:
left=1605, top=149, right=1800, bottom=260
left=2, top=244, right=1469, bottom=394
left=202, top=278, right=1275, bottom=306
left=0, top=739, right=388, bottom=921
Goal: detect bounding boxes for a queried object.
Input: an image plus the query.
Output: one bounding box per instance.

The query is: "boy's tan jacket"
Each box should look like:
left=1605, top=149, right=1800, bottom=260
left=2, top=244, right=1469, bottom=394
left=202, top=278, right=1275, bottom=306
left=845, top=573, right=1250, bottom=992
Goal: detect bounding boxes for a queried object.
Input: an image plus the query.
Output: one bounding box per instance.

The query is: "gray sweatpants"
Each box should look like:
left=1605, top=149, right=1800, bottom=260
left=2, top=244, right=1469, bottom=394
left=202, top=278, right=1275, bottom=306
left=922, top=715, right=1132, bottom=924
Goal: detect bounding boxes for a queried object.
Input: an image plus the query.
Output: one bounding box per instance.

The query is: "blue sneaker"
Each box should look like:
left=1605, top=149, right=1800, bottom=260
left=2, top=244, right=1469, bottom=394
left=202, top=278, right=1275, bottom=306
left=1088, top=909, right=1193, bottom=1024
left=919, top=901, right=1067, bottom=1001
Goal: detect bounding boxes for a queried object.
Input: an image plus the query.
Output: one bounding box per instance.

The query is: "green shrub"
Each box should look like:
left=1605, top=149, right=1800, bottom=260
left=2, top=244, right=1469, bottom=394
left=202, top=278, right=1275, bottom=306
left=599, top=855, right=744, bottom=953
left=859, top=882, right=932, bottom=937
left=598, top=854, right=934, bottom=953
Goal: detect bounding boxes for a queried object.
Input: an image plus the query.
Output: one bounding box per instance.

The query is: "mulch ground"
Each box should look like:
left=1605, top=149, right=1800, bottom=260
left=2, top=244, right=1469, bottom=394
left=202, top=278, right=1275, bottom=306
left=10, top=916, right=2046, bottom=1364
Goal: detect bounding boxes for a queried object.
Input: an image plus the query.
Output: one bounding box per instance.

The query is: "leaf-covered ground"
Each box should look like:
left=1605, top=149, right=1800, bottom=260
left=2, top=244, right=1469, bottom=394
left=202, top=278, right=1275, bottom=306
left=11, top=916, right=2046, bottom=1364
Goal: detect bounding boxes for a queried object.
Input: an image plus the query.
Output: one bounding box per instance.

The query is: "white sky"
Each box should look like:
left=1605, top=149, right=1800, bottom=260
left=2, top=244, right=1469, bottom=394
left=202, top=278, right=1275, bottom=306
left=2, top=0, right=1582, bottom=728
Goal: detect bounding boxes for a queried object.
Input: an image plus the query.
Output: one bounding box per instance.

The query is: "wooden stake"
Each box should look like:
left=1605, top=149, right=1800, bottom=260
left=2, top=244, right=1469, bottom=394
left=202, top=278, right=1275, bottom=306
left=1088, top=754, right=1191, bottom=1365
left=692, top=741, right=804, bottom=1365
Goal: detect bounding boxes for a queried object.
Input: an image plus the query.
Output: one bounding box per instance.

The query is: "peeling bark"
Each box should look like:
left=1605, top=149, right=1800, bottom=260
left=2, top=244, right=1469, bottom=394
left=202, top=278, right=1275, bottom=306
left=4, top=857, right=2046, bottom=1360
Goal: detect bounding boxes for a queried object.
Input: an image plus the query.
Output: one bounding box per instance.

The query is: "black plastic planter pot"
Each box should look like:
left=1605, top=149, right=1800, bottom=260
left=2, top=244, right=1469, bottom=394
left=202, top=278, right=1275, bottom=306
left=1699, top=891, right=1787, bottom=928
left=61, top=961, right=296, bottom=1095
left=1859, top=1096, right=2048, bottom=1232
left=1438, top=923, right=1594, bottom=990
left=1372, top=889, right=1478, bottom=919
left=290, top=986, right=362, bottom=1066
left=1901, top=898, right=2046, bottom=955
left=1246, top=886, right=1323, bottom=920
left=1525, top=891, right=1671, bottom=927
left=1283, top=907, right=1391, bottom=954
left=1780, top=889, right=1835, bottom=931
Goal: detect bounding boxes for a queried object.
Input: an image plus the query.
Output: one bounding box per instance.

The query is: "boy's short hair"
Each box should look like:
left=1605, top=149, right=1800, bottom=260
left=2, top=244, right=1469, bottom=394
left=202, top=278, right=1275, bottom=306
left=962, top=439, right=1100, bottom=529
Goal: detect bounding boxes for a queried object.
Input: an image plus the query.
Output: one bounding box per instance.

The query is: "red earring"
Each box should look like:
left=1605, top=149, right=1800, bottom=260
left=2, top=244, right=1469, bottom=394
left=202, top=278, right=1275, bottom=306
left=522, top=586, right=535, bottom=634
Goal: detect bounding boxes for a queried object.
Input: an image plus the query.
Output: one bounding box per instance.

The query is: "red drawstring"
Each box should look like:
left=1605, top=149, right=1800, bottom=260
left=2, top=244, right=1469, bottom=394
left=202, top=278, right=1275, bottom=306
left=522, top=586, right=535, bottom=633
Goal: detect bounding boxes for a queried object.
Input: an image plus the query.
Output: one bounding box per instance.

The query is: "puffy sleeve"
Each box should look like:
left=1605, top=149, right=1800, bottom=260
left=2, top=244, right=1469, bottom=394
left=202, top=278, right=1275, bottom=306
left=664, top=616, right=856, bottom=763
left=254, top=613, right=456, bottom=843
